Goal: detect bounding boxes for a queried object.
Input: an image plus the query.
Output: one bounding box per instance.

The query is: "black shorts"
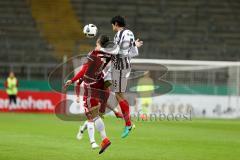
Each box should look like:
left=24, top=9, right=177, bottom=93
left=8, top=95, right=17, bottom=104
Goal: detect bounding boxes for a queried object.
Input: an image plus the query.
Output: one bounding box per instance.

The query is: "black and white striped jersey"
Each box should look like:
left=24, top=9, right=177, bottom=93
left=111, top=29, right=138, bottom=70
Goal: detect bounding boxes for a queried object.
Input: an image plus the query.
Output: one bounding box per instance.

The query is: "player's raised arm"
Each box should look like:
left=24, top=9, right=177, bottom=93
left=128, top=38, right=143, bottom=58
left=119, top=29, right=142, bottom=57
left=99, top=35, right=143, bottom=56
left=64, top=63, right=88, bottom=89
left=99, top=41, right=120, bottom=55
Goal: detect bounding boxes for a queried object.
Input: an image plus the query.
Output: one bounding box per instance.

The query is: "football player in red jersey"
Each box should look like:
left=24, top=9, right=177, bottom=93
left=64, top=35, right=115, bottom=154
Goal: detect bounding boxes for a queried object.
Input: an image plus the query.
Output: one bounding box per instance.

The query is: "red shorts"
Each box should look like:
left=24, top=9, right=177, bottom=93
left=83, top=78, right=109, bottom=114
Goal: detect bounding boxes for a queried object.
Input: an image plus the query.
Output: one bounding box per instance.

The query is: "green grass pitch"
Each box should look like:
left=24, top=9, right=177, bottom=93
left=0, top=113, right=240, bottom=160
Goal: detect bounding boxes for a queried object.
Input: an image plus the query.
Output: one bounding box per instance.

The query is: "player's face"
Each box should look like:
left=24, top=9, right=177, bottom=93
left=9, top=72, right=14, bottom=78
left=112, top=24, right=118, bottom=32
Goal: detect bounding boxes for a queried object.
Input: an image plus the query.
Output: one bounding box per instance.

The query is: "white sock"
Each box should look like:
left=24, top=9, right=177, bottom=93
left=94, top=116, right=107, bottom=140
left=87, top=121, right=95, bottom=143
left=80, top=121, right=88, bottom=133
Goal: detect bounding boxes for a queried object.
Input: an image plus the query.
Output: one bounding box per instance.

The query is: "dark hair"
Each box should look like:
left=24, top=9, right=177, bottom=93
left=98, top=35, right=110, bottom=48
left=111, top=15, right=126, bottom=27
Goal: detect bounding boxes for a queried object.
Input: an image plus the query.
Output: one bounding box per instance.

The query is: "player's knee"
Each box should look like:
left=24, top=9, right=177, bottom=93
left=115, top=92, right=124, bottom=101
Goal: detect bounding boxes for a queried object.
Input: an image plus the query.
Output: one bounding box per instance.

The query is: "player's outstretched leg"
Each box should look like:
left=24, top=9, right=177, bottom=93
left=99, top=138, right=111, bottom=154
left=94, top=116, right=111, bottom=154
left=117, top=94, right=133, bottom=138
left=76, top=120, right=88, bottom=140
left=87, top=121, right=99, bottom=149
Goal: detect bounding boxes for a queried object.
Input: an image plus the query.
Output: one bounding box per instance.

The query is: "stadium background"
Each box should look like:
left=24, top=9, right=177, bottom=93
left=0, top=0, right=240, bottom=160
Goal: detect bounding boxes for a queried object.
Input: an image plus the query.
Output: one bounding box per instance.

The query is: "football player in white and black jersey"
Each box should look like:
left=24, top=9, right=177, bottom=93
left=101, top=15, right=143, bottom=138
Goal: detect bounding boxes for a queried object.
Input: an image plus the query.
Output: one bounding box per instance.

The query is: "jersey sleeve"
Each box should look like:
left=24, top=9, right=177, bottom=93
left=129, top=45, right=139, bottom=57
left=71, top=63, right=88, bottom=83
